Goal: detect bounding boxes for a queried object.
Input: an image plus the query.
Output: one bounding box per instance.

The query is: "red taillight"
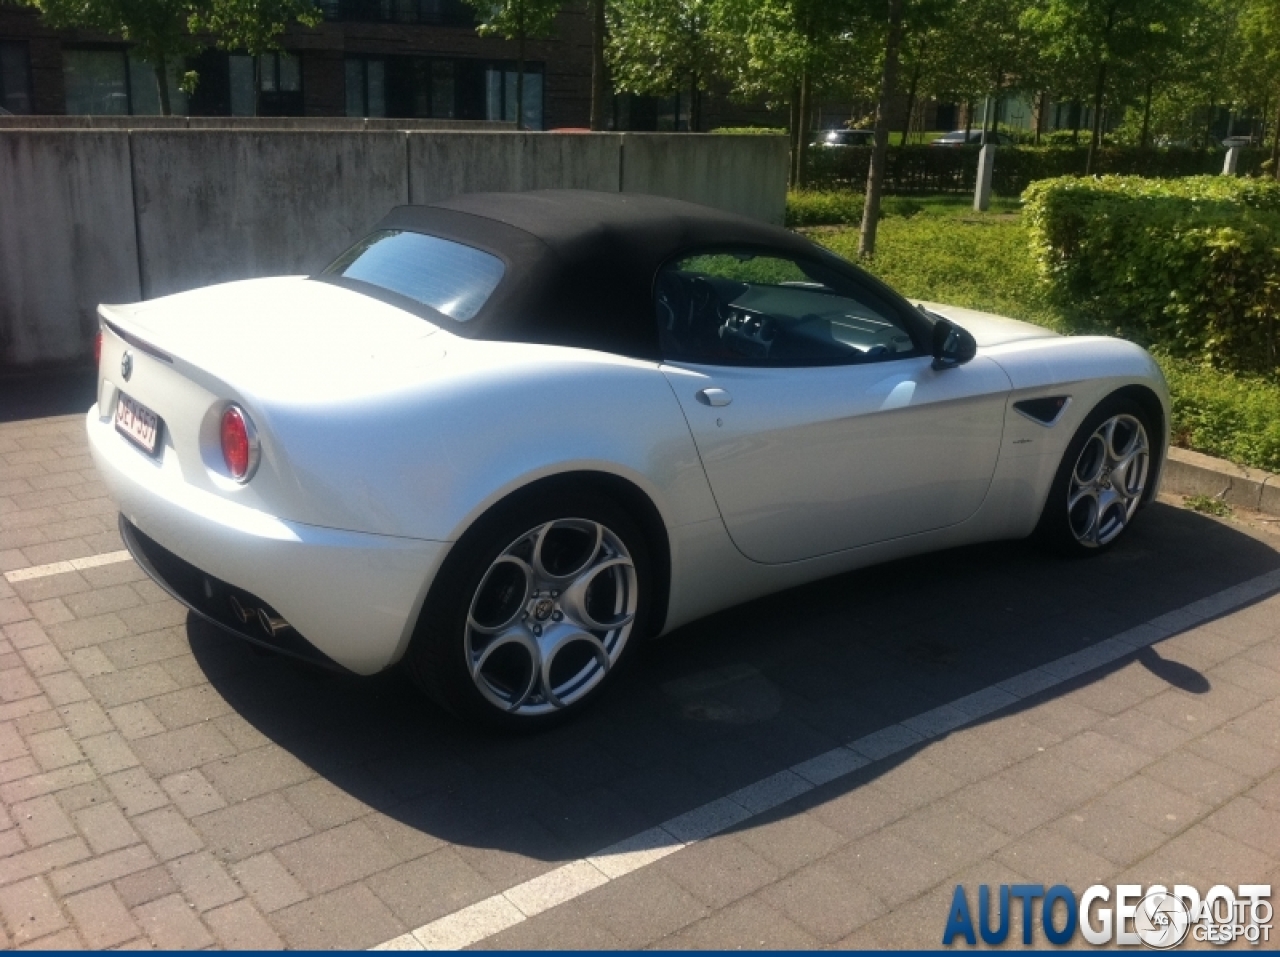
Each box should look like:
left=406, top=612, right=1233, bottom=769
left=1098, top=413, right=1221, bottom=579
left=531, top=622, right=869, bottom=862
left=94, top=331, right=102, bottom=367
left=220, top=406, right=257, bottom=482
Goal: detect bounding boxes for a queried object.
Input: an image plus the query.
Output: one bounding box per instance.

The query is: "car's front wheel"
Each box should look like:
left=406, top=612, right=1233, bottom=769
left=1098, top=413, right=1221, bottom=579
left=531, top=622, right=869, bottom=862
left=405, top=489, right=649, bottom=730
left=1035, top=395, right=1155, bottom=555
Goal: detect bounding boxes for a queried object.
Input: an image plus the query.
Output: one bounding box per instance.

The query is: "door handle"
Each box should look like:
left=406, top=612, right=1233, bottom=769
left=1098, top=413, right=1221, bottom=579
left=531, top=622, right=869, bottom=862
left=696, top=388, right=732, bottom=407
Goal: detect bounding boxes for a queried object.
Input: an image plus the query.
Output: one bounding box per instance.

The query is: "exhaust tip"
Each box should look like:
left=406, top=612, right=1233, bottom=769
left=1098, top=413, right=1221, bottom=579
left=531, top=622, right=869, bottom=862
left=256, top=607, right=290, bottom=637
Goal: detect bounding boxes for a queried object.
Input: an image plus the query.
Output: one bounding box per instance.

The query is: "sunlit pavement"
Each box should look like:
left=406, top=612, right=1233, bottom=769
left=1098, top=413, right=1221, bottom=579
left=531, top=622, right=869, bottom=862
left=1, top=383, right=1278, bottom=949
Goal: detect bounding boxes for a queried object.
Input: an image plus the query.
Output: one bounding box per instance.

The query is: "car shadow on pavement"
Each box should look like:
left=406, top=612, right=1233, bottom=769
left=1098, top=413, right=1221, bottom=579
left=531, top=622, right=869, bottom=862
left=186, top=501, right=1278, bottom=864
left=0, top=368, right=96, bottom=423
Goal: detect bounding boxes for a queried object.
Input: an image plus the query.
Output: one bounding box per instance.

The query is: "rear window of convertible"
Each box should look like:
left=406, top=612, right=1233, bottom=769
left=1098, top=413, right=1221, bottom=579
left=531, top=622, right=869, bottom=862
left=321, top=230, right=505, bottom=322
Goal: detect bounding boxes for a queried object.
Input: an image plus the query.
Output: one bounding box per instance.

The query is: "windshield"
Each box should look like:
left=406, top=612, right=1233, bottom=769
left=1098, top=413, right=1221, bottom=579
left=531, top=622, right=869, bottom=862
left=322, top=230, right=505, bottom=322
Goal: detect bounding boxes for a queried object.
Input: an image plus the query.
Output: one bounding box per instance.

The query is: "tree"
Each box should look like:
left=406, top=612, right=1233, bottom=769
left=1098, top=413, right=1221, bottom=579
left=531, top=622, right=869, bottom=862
left=858, top=0, right=904, bottom=258
left=192, top=0, right=321, bottom=116
left=1237, top=0, right=1280, bottom=176
left=608, top=0, right=720, bottom=131
left=718, top=0, right=876, bottom=185
left=1023, top=0, right=1202, bottom=169
left=465, top=0, right=561, bottom=129
left=24, top=0, right=205, bottom=115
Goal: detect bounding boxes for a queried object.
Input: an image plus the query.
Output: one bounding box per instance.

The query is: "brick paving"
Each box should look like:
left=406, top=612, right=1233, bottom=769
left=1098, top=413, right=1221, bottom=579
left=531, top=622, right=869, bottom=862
left=1, top=386, right=1279, bottom=949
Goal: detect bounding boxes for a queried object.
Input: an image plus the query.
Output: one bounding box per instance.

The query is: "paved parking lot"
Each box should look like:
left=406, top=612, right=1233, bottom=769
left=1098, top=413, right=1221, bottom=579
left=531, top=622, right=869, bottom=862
left=2, top=383, right=1279, bottom=950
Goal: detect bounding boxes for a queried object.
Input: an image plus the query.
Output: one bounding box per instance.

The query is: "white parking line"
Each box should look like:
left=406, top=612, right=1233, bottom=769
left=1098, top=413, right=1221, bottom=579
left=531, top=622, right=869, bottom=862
left=371, top=566, right=1280, bottom=951
left=4, top=550, right=132, bottom=583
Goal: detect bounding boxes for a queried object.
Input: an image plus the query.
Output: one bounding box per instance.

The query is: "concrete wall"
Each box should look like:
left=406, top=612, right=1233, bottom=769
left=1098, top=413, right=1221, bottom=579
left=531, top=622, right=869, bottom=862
left=621, top=134, right=789, bottom=226
left=0, top=133, right=141, bottom=366
left=133, top=132, right=409, bottom=299
left=407, top=132, right=622, bottom=204
left=0, top=129, right=787, bottom=368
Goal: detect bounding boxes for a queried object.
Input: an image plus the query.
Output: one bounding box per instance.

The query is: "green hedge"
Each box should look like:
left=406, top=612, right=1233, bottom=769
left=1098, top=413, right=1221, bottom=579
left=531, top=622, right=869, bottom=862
left=805, top=145, right=1274, bottom=197
left=1022, top=175, right=1280, bottom=372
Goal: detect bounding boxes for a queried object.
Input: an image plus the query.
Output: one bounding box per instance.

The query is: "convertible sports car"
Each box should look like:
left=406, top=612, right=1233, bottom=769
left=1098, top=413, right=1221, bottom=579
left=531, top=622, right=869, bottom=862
left=87, top=190, right=1168, bottom=728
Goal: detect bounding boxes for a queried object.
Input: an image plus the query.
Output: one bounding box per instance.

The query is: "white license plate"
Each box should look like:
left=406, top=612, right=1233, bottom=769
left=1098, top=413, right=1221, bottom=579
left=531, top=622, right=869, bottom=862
left=114, top=393, right=161, bottom=455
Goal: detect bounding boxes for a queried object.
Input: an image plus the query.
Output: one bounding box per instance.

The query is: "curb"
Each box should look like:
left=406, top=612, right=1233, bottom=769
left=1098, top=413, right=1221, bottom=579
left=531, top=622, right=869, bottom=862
left=1163, top=447, right=1280, bottom=516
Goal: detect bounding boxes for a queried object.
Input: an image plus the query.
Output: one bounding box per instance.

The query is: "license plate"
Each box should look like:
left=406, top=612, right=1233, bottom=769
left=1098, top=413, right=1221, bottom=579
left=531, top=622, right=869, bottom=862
left=114, top=393, right=162, bottom=456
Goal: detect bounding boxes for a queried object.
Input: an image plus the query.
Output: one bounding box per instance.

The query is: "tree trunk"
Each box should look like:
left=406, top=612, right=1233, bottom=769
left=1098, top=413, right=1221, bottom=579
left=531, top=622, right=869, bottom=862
left=1033, top=90, right=1046, bottom=145
left=796, top=66, right=812, bottom=187
left=1071, top=102, right=1080, bottom=144
left=788, top=83, right=801, bottom=187
left=516, top=0, right=526, bottom=131
left=899, top=57, right=921, bottom=147
left=1205, top=102, right=1216, bottom=147
left=858, top=0, right=904, bottom=259
left=589, top=0, right=606, bottom=130
left=1140, top=78, right=1152, bottom=148
left=688, top=72, right=700, bottom=132
left=155, top=55, right=171, bottom=117
left=962, top=99, right=972, bottom=142
left=1085, top=60, right=1107, bottom=174
left=253, top=55, right=261, bottom=118
left=1271, top=95, right=1280, bottom=181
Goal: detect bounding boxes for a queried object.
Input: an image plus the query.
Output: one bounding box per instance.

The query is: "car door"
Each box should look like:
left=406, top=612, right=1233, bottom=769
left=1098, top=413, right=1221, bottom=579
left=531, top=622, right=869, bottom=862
left=656, top=248, right=1012, bottom=565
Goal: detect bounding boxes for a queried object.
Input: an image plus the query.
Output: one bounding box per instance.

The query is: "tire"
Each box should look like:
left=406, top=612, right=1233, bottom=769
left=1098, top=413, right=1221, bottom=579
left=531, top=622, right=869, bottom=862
left=1034, top=395, right=1156, bottom=556
left=403, top=487, right=651, bottom=731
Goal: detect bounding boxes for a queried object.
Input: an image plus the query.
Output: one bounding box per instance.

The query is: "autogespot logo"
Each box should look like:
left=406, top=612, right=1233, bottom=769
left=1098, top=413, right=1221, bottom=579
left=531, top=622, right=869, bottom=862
left=943, top=883, right=1273, bottom=948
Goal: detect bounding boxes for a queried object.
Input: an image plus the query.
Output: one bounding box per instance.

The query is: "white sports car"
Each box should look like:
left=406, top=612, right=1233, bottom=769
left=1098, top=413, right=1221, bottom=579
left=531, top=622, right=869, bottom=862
left=87, top=190, right=1169, bottom=728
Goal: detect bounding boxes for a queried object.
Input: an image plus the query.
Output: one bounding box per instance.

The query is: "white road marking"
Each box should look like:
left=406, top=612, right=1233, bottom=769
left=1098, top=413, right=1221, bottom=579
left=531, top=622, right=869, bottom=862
left=5, top=550, right=132, bottom=583
left=371, top=565, right=1280, bottom=951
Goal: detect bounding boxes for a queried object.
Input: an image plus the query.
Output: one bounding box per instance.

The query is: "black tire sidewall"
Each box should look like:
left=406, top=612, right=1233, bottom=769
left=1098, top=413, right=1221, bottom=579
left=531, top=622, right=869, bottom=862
left=1035, top=395, right=1155, bottom=556
left=404, top=487, right=651, bottom=731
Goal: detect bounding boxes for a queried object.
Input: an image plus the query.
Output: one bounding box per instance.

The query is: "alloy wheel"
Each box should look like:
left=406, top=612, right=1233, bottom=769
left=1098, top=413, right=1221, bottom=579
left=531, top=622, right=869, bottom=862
left=465, top=518, right=638, bottom=715
left=1067, top=413, right=1150, bottom=548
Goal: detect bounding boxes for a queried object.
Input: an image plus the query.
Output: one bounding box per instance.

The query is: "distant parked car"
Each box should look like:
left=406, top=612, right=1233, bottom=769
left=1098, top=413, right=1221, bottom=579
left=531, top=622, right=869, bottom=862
left=815, top=129, right=875, bottom=147
left=931, top=130, right=1015, bottom=147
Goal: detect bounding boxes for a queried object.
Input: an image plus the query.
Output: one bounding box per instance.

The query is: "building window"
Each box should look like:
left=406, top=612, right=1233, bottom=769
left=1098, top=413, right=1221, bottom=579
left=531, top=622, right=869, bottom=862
left=347, top=56, right=463, bottom=119
left=0, top=40, right=32, bottom=114
left=226, top=52, right=303, bottom=116
left=484, top=65, right=543, bottom=129
left=63, top=48, right=188, bottom=115
left=345, top=57, right=387, bottom=117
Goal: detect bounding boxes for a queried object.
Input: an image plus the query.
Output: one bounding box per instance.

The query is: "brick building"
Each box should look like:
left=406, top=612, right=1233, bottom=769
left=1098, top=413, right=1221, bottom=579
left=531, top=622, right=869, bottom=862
left=0, top=0, right=596, bottom=128
left=0, top=0, right=783, bottom=130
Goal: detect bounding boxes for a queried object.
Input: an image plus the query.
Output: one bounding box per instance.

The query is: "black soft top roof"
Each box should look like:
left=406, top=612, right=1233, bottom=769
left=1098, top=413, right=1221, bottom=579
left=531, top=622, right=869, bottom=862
left=359, top=190, right=828, bottom=359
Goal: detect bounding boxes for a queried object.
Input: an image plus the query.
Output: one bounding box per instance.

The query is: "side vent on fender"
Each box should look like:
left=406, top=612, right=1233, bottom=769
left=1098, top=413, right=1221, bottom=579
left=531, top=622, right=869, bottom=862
left=1014, top=396, right=1071, bottom=426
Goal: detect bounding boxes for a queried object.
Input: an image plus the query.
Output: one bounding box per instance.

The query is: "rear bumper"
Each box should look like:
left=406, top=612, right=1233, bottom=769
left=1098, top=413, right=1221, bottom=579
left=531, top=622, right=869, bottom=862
left=88, top=407, right=450, bottom=674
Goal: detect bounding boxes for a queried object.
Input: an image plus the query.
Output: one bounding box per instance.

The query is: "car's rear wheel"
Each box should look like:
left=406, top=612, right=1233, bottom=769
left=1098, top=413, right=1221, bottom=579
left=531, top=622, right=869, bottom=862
left=404, top=489, right=649, bottom=730
left=1035, top=396, right=1154, bottom=555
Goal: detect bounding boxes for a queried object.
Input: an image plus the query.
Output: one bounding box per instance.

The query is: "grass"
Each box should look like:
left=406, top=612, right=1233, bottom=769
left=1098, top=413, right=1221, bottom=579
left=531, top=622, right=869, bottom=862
left=806, top=197, right=1280, bottom=474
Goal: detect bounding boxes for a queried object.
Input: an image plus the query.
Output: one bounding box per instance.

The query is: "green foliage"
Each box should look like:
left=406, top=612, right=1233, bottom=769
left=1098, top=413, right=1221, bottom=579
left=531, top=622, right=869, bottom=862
left=24, top=0, right=205, bottom=108
left=1161, top=357, right=1280, bottom=471
left=785, top=190, right=864, bottom=225
left=190, top=0, right=320, bottom=57
left=608, top=0, right=718, bottom=102
left=464, top=0, right=560, bottom=42
left=1023, top=175, right=1280, bottom=371
left=1183, top=494, right=1233, bottom=516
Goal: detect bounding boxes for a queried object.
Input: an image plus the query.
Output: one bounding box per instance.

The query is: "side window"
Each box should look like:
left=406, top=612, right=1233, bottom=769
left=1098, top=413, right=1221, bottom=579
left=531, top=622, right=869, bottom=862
left=655, top=249, right=920, bottom=365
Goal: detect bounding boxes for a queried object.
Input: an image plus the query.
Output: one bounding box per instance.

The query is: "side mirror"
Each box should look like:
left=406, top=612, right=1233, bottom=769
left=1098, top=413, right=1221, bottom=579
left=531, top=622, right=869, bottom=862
left=931, top=317, right=977, bottom=370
